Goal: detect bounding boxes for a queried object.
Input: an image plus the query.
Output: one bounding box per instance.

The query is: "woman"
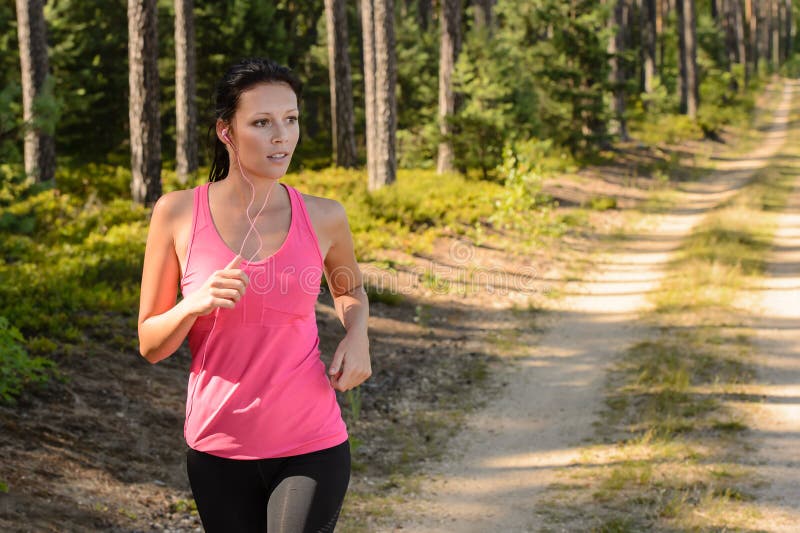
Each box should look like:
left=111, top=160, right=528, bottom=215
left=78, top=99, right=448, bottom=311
left=137, top=57, right=371, bottom=532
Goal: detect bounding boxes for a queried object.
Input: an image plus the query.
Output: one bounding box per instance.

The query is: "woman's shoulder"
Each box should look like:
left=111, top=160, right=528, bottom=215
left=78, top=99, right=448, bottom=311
left=150, top=187, right=196, bottom=225
left=299, top=191, right=347, bottom=227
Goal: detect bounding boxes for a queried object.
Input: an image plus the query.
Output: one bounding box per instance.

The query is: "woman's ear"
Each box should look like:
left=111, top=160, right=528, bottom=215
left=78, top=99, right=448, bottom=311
left=216, top=121, right=230, bottom=145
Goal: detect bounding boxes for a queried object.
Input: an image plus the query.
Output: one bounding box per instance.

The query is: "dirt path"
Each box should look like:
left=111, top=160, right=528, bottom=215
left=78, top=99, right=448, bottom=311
left=389, top=83, right=795, bottom=532
left=733, top=153, right=800, bottom=530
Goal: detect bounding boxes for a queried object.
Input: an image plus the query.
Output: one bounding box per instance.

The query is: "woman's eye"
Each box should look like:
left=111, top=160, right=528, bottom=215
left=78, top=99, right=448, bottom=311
left=288, top=116, right=298, bottom=123
left=255, top=119, right=270, bottom=127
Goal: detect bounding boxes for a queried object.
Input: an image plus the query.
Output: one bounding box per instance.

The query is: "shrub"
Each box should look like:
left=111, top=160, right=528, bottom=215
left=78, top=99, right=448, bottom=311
left=0, top=316, right=55, bottom=404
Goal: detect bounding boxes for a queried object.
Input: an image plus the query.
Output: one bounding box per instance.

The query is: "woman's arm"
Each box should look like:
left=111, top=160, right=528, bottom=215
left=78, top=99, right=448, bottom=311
left=137, top=192, right=198, bottom=363
left=322, top=201, right=372, bottom=392
left=137, top=192, right=248, bottom=364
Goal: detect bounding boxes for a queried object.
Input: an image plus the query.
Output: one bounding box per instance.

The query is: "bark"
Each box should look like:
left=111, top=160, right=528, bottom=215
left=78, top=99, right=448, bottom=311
left=772, top=0, right=780, bottom=65
left=641, top=0, right=657, bottom=96
left=784, top=0, right=793, bottom=61
left=174, top=0, right=197, bottom=185
left=437, top=0, right=461, bottom=174
left=677, top=0, right=698, bottom=118
left=325, top=0, right=358, bottom=168
left=373, top=0, right=397, bottom=188
left=609, top=0, right=629, bottom=140
left=770, top=0, right=783, bottom=64
left=362, top=0, right=397, bottom=190
left=656, top=0, right=665, bottom=71
left=128, top=0, right=162, bottom=206
left=733, top=0, right=748, bottom=84
left=361, top=0, right=377, bottom=182
left=417, top=0, right=431, bottom=31
left=15, top=0, right=55, bottom=183
left=760, top=0, right=770, bottom=67
left=747, top=0, right=758, bottom=74
left=472, top=0, right=495, bottom=34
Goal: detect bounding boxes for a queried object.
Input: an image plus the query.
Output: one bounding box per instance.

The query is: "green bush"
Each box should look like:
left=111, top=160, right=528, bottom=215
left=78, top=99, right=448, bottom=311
left=489, top=140, right=561, bottom=235
left=0, top=316, right=54, bottom=404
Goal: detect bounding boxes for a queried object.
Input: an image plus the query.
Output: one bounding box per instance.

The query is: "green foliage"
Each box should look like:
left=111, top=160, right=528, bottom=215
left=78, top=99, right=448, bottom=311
left=44, top=0, right=129, bottom=162
left=395, top=9, right=439, bottom=169
left=0, top=316, right=55, bottom=404
left=587, top=195, right=617, bottom=211
left=290, top=167, right=506, bottom=258
left=489, top=139, right=560, bottom=234
left=450, top=26, right=518, bottom=178
left=0, top=176, right=148, bottom=342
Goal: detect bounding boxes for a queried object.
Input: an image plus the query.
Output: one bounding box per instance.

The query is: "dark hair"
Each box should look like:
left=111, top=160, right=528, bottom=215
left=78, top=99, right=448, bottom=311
left=208, top=57, right=303, bottom=182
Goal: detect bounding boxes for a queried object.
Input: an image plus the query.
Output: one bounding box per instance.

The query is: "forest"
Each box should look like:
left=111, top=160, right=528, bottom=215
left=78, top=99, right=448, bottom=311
left=2, top=0, right=800, bottom=531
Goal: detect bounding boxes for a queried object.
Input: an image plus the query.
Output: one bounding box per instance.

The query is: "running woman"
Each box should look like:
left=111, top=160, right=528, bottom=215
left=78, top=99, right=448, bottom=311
left=137, top=57, right=371, bottom=532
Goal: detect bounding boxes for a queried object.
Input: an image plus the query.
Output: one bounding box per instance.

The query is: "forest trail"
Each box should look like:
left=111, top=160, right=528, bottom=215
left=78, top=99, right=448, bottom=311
left=388, top=83, right=796, bottom=532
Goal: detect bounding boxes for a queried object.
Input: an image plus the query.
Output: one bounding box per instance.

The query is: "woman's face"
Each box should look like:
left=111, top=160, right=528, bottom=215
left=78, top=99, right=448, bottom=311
left=224, top=82, right=300, bottom=180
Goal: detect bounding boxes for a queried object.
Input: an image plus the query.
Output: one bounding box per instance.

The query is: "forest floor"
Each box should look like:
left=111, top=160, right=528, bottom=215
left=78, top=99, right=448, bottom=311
left=0, top=81, right=798, bottom=533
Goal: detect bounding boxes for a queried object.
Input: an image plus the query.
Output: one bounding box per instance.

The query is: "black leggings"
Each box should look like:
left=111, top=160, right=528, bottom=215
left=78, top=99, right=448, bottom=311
left=186, top=439, right=351, bottom=533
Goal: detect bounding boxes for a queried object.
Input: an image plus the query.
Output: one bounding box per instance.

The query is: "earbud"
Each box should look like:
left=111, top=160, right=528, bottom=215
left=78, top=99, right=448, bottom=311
left=222, top=127, right=238, bottom=152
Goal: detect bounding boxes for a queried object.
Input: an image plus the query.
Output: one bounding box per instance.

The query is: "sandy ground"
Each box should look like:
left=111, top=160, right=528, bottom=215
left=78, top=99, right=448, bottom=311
left=732, top=151, right=800, bottom=531
left=388, top=83, right=796, bottom=532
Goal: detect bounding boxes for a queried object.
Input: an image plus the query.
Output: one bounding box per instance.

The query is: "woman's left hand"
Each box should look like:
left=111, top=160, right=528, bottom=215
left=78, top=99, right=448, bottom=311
left=328, top=330, right=371, bottom=392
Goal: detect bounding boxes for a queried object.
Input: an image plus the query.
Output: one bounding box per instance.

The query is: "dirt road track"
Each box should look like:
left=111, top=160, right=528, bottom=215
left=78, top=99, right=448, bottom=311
left=389, top=82, right=795, bottom=532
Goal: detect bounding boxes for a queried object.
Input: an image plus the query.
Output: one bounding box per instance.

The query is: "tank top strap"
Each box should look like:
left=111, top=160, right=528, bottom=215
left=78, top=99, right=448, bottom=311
left=285, top=183, right=324, bottom=267
left=195, top=182, right=212, bottom=230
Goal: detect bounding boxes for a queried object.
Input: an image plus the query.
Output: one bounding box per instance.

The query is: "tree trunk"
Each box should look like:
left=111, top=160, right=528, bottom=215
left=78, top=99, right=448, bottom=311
left=784, top=0, right=793, bottom=61
left=656, top=0, right=665, bottom=71
left=362, top=0, right=397, bottom=190
left=772, top=0, right=781, bottom=66
left=609, top=0, right=629, bottom=140
left=437, top=0, right=461, bottom=174
left=734, top=0, right=748, bottom=84
left=174, top=0, right=197, bottom=185
left=373, top=0, right=397, bottom=188
left=641, top=0, right=657, bottom=96
left=677, top=0, right=698, bottom=118
left=325, top=0, right=358, bottom=168
left=361, top=0, right=378, bottom=183
left=15, top=0, right=55, bottom=183
left=418, top=0, right=431, bottom=31
left=760, top=0, right=770, bottom=67
left=747, top=0, right=758, bottom=74
left=472, top=0, right=495, bottom=34
left=128, top=0, right=162, bottom=206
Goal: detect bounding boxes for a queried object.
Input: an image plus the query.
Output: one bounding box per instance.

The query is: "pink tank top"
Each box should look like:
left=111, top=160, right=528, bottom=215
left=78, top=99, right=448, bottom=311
left=179, top=181, right=348, bottom=459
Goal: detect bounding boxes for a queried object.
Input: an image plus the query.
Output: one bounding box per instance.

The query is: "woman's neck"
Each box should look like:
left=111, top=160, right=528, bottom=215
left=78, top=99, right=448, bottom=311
left=219, top=170, right=281, bottom=214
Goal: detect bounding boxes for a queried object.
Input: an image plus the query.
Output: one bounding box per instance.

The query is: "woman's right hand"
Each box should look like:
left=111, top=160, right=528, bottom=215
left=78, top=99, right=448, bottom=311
left=184, top=255, right=250, bottom=317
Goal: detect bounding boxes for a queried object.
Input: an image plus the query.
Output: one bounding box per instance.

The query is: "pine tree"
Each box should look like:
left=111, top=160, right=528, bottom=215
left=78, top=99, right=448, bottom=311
left=325, top=0, right=358, bottom=168
left=128, top=0, right=161, bottom=205
left=175, top=0, right=197, bottom=185
left=15, top=0, right=56, bottom=183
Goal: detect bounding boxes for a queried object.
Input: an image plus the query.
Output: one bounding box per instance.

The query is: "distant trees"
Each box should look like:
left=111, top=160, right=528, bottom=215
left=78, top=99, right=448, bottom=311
left=5, top=0, right=800, bottom=189
left=15, top=0, right=55, bottom=183
left=127, top=0, right=161, bottom=205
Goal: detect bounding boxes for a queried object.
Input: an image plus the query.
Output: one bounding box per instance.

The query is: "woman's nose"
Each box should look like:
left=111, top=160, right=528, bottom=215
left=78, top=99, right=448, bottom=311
left=272, top=123, right=289, bottom=143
